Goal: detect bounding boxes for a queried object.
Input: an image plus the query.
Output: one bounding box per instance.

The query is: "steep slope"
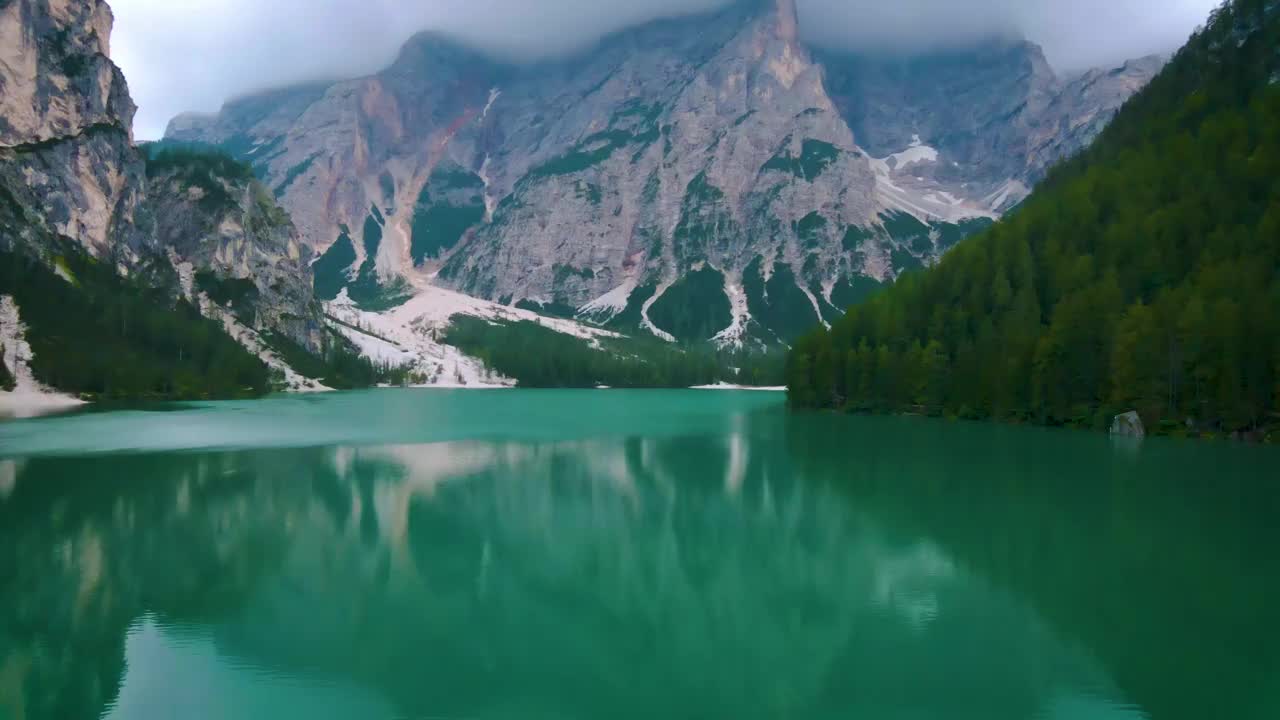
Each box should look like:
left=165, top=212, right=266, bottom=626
left=166, top=0, right=1159, bottom=348
left=324, top=285, right=622, bottom=388
left=0, top=0, right=352, bottom=402
left=144, top=145, right=324, bottom=352
left=0, top=245, right=276, bottom=401
left=1026, top=55, right=1168, bottom=178
left=819, top=43, right=1165, bottom=212
left=787, top=0, right=1280, bottom=438
left=443, top=0, right=891, bottom=348
left=0, top=0, right=151, bottom=265
left=0, top=294, right=84, bottom=416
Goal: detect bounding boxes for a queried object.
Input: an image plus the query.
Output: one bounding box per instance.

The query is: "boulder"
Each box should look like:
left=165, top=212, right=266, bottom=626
left=1111, top=411, right=1145, bottom=438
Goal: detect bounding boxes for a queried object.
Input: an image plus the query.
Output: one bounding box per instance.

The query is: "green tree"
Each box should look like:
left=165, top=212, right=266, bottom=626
left=0, top=344, right=14, bottom=391
left=788, top=0, right=1280, bottom=437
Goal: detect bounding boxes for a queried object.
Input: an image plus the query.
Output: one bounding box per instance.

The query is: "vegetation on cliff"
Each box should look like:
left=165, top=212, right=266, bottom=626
left=445, top=316, right=785, bottom=389
left=0, top=246, right=271, bottom=400
left=787, top=0, right=1280, bottom=437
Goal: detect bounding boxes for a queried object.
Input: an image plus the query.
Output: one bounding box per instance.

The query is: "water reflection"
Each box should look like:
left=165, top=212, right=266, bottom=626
left=0, top=401, right=1277, bottom=720
left=106, top=615, right=397, bottom=720
left=788, top=416, right=1280, bottom=720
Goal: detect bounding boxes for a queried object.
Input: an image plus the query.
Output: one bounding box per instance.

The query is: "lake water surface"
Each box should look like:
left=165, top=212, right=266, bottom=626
left=0, top=389, right=1277, bottom=720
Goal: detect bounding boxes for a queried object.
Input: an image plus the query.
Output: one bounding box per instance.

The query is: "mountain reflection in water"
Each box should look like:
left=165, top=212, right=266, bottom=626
left=0, top=390, right=1276, bottom=720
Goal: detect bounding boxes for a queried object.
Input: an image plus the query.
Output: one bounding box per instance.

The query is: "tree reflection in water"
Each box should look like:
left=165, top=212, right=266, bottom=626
left=1, top=407, right=1277, bottom=720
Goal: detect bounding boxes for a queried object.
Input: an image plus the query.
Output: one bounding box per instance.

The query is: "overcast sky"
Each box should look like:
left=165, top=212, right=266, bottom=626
left=111, top=0, right=1221, bottom=141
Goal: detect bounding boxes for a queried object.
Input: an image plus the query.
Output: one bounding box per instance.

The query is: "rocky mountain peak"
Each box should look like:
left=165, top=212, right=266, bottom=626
left=162, top=0, right=1161, bottom=347
left=0, top=0, right=136, bottom=147
left=387, top=31, right=506, bottom=81
left=771, top=0, right=800, bottom=44
left=1, top=0, right=326, bottom=359
left=0, top=0, right=148, bottom=262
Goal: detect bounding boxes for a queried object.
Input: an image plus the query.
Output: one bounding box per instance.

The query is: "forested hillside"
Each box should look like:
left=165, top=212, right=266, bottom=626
left=165, top=0, right=1161, bottom=340
left=0, top=246, right=272, bottom=399
left=445, top=316, right=786, bottom=389
left=787, top=0, right=1280, bottom=437
left=2, top=143, right=390, bottom=401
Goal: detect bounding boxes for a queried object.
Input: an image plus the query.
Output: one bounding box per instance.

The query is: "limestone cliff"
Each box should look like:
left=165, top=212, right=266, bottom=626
left=145, top=147, right=324, bottom=351
left=0, top=0, right=151, bottom=266
left=820, top=43, right=1166, bottom=211
left=167, top=0, right=1160, bottom=345
left=0, top=0, right=323, bottom=354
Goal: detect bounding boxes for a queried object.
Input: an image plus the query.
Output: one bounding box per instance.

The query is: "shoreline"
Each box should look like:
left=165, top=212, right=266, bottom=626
left=1, top=385, right=789, bottom=420
left=0, top=390, right=87, bottom=420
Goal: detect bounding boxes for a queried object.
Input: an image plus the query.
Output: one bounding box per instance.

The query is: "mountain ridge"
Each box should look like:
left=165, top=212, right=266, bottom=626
left=165, top=0, right=1162, bottom=347
left=786, top=0, right=1280, bottom=438
left=0, top=0, right=374, bottom=402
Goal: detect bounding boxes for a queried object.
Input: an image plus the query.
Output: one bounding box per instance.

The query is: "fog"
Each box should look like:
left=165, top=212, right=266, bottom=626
left=109, top=0, right=1221, bottom=140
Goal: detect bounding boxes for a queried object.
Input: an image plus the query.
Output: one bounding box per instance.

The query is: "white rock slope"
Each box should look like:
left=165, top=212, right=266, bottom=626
left=0, top=296, right=86, bottom=418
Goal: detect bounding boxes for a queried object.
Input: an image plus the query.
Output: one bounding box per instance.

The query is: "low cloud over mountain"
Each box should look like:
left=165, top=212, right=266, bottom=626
left=111, top=0, right=1217, bottom=139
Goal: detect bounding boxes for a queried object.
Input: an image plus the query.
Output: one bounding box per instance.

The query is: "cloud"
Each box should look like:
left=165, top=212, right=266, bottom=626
left=111, top=0, right=728, bottom=139
left=110, top=0, right=1220, bottom=141
left=798, top=0, right=1218, bottom=69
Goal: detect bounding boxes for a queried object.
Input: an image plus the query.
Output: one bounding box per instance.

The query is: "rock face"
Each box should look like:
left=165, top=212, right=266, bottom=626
left=145, top=150, right=325, bottom=350
left=819, top=44, right=1165, bottom=212
left=1025, top=55, right=1167, bottom=179
left=1111, top=411, right=1146, bottom=438
left=165, top=0, right=1162, bottom=345
left=0, top=0, right=151, bottom=267
left=0, top=294, right=86, bottom=415
left=0, top=0, right=323, bottom=353
left=0, top=0, right=134, bottom=147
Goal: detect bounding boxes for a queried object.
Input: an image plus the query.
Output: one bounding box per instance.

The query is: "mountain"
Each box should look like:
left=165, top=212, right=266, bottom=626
left=0, top=0, right=750, bottom=400
left=0, top=0, right=360, bottom=402
left=142, top=145, right=323, bottom=352
left=165, top=0, right=1161, bottom=347
left=819, top=45, right=1166, bottom=211
left=0, top=0, right=149, bottom=264
left=787, top=0, right=1280, bottom=439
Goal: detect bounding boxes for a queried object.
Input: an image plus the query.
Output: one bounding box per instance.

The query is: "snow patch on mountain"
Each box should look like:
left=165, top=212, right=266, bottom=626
left=797, top=284, right=830, bottom=331
left=478, top=154, right=497, bottom=223
left=692, top=383, right=787, bottom=391
left=472, top=89, right=504, bottom=224
left=172, top=255, right=196, bottom=301
left=923, top=190, right=963, bottom=207
left=640, top=280, right=678, bottom=344
left=326, top=283, right=624, bottom=387
left=480, top=88, right=502, bottom=121
left=985, top=179, right=1030, bottom=212
left=327, top=294, right=505, bottom=388
left=201, top=297, right=332, bottom=393
left=375, top=218, right=411, bottom=282
left=1, top=296, right=87, bottom=418
left=379, top=284, right=619, bottom=343
left=162, top=250, right=327, bottom=392
left=712, top=280, right=752, bottom=349
left=577, top=279, right=637, bottom=323
left=884, top=135, right=939, bottom=169
left=869, top=137, right=998, bottom=224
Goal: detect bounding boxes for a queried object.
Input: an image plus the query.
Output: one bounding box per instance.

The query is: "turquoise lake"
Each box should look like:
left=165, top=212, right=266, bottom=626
left=0, top=389, right=1277, bottom=719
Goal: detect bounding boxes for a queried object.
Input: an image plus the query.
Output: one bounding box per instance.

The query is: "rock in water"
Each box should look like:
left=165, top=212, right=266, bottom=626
left=1111, top=411, right=1146, bottom=438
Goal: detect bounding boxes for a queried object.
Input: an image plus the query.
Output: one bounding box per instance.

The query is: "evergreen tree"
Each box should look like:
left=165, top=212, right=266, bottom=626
left=787, top=0, right=1280, bottom=437
left=0, top=247, right=271, bottom=400
left=445, top=316, right=781, bottom=389
left=0, top=344, right=13, bottom=391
